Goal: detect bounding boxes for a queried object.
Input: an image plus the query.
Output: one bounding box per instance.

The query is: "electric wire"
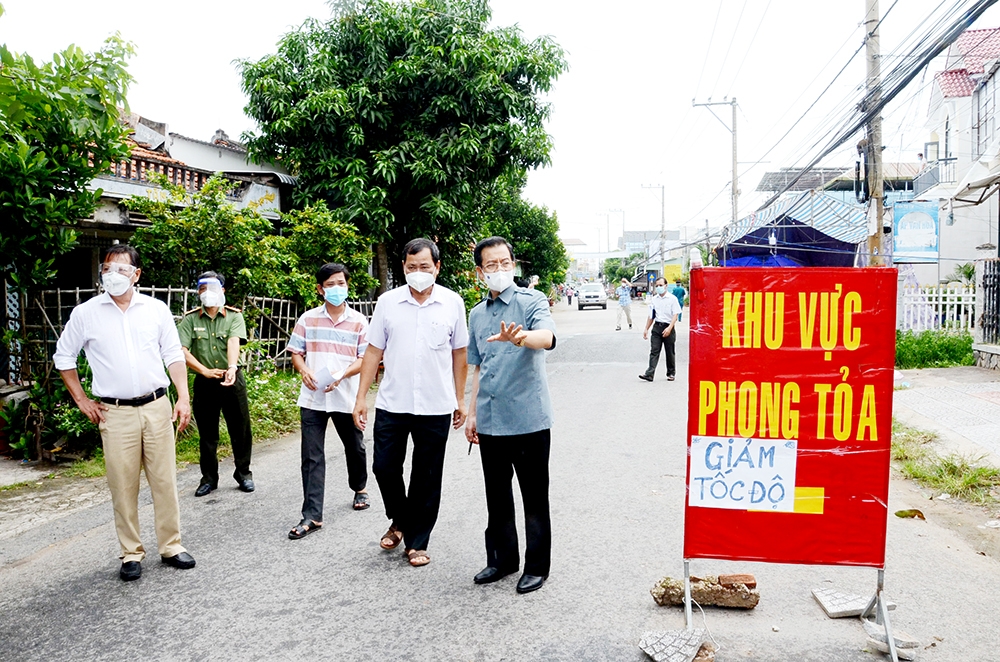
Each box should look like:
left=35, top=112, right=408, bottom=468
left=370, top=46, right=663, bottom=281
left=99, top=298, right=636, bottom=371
left=709, top=0, right=749, bottom=98
left=694, top=0, right=726, bottom=102
left=722, top=0, right=773, bottom=96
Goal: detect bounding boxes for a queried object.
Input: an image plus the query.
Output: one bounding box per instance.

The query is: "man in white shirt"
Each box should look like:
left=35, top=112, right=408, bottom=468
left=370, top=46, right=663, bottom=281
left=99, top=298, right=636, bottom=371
left=353, top=238, right=469, bottom=568
left=54, top=245, right=195, bottom=582
left=286, top=263, right=370, bottom=540
left=639, top=276, right=682, bottom=382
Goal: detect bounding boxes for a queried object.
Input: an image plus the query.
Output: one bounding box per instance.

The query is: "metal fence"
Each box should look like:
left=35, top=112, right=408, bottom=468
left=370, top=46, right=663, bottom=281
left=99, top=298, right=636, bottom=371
left=898, top=285, right=976, bottom=332
left=981, top=260, right=1000, bottom=344
left=6, top=286, right=376, bottom=383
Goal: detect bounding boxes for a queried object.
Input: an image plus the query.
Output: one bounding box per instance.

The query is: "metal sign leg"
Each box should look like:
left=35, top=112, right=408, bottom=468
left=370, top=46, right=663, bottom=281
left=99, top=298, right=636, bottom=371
left=683, top=559, right=693, bottom=631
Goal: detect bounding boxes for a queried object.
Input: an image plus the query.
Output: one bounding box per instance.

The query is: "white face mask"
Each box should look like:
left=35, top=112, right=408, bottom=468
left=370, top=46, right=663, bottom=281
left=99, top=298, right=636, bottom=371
left=406, top=271, right=436, bottom=293
left=102, top=272, right=133, bottom=297
left=200, top=291, right=225, bottom=308
left=483, top=269, right=515, bottom=293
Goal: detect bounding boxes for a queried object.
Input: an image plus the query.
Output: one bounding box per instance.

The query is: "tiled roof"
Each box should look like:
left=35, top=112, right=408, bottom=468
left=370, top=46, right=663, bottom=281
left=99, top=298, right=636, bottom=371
left=936, top=69, right=976, bottom=98
left=126, top=138, right=187, bottom=166
left=954, top=27, right=1000, bottom=74
left=170, top=132, right=248, bottom=154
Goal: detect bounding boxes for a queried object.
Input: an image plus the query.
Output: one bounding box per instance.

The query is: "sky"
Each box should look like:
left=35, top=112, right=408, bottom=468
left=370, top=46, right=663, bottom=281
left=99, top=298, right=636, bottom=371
left=5, top=0, right=1000, bottom=252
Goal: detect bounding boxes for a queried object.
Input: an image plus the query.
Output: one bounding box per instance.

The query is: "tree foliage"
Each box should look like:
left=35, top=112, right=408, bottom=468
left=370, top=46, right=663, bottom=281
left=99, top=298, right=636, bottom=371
left=128, top=175, right=375, bottom=305
left=480, top=178, right=567, bottom=291
left=238, top=0, right=567, bottom=288
left=0, top=33, right=134, bottom=289
left=602, top=253, right=645, bottom=283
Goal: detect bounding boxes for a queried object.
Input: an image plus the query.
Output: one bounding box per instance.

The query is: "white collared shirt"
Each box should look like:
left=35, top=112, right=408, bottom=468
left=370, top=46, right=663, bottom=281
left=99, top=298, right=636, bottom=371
left=53, top=291, right=185, bottom=399
left=648, top=292, right=682, bottom=324
left=366, top=284, right=469, bottom=415
left=287, top=304, right=368, bottom=413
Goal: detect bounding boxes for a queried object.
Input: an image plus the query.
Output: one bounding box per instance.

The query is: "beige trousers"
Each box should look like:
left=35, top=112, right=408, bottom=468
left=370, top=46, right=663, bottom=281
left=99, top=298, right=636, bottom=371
left=617, top=303, right=633, bottom=327
left=99, top=395, right=185, bottom=562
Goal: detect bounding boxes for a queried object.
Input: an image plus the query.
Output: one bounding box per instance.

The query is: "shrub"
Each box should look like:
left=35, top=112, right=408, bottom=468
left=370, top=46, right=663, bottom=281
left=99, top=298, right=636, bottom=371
left=895, top=329, right=974, bottom=369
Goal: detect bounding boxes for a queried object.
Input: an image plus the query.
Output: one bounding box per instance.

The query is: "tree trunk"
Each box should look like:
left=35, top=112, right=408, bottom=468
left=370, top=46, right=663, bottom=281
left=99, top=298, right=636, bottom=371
left=375, top=242, right=390, bottom=296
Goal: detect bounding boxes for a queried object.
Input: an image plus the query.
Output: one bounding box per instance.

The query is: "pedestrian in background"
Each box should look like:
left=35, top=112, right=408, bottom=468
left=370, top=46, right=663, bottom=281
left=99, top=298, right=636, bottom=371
left=353, top=238, right=469, bottom=568
left=639, top=277, right=682, bottom=383
left=54, top=244, right=195, bottom=582
left=177, top=271, right=254, bottom=498
left=566, top=286, right=574, bottom=306
left=286, top=263, right=370, bottom=540
left=465, top=237, right=557, bottom=594
left=615, top=277, right=632, bottom=331
left=671, top=280, right=687, bottom=322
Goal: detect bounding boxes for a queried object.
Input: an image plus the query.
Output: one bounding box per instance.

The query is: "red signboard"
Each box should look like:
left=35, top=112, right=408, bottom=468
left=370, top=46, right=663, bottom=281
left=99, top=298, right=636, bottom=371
left=684, top=268, right=896, bottom=567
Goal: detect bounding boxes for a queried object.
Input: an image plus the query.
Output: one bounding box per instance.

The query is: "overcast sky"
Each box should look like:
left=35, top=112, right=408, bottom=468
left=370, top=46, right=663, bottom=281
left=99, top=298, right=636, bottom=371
left=5, top=0, right=1000, bottom=250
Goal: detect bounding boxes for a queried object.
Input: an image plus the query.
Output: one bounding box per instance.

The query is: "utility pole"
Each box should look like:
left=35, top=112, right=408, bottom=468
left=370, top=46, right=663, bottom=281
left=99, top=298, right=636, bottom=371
left=693, top=97, right=740, bottom=230
left=641, top=185, right=665, bottom=271
left=864, top=0, right=884, bottom=266
left=705, top=218, right=711, bottom=263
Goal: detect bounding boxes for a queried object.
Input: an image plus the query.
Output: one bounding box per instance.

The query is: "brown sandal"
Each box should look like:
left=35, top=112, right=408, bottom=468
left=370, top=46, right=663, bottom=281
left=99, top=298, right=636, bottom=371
left=407, top=548, right=430, bottom=567
left=380, top=525, right=403, bottom=550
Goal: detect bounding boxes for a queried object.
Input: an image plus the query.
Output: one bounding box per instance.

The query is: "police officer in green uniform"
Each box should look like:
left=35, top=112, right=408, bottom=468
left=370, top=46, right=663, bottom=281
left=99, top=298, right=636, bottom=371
left=177, top=271, right=254, bottom=496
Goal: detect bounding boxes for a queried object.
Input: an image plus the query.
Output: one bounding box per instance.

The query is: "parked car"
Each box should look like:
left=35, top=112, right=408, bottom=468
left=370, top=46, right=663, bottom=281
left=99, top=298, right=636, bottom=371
left=577, top=282, right=607, bottom=310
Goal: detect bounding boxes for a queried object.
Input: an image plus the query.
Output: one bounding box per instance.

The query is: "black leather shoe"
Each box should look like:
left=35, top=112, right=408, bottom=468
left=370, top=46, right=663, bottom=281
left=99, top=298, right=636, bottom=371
left=516, top=573, right=547, bottom=594
left=474, top=566, right=518, bottom=585
left=238, top=478, right=255, bottom=493
left=161, top=552, right=196, bottom=569
left=119, top=561, right=141, bottom=581
left=638, top=374, right=653, bottom=382
left=194, top=483, right=215, bottom=497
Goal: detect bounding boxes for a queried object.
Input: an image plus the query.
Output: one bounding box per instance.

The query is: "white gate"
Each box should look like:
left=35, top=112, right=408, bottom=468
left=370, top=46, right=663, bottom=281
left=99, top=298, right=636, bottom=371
left=898, top=286, right=976, bottom=332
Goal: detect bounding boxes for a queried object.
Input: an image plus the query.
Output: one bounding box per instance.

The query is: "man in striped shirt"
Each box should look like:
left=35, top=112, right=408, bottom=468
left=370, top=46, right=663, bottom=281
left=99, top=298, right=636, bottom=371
left=286, top=263, right=370, bottom=540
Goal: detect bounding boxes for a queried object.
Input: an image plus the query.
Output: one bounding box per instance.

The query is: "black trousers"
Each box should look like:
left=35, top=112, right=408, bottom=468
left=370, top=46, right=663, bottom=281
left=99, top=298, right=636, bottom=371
left=479, top=429, right=552, bottom=577
left=300, top=408, right=367, bottom=523
left=192, top=370, right=252, bottom=487
left=372, top=409, right=451, bottom=551
left=644, top=322, right=676, bottom=378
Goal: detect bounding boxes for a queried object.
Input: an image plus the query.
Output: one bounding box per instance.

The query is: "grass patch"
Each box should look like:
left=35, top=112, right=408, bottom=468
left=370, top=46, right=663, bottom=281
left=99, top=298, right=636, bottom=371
left=891, top=419, right=1000, bottom=504
left=895, top=329, right=974, bottom=369
left=0, top=480, right=35, bottom=492
left=62, top=448, right=107, bottom=478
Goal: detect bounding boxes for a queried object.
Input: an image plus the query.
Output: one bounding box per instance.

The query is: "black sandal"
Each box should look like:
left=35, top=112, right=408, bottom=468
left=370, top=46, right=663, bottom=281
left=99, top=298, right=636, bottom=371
left=353, top=492, right=370, bottom=510
left=288, top=519, right=322, bottom=540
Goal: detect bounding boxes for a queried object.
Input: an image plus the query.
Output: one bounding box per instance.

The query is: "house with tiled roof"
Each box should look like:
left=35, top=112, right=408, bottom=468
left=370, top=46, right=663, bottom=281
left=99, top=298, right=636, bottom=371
left=59, top=113, right=293, bottom=290
left=904, top=26, right=1000, bottom=285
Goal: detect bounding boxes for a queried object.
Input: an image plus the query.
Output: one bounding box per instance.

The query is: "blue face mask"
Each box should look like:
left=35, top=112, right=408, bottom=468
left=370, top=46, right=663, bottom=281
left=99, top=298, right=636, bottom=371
left=324, top=285, right=349, bottom=306
left=655, top=285, right=666, bottom=295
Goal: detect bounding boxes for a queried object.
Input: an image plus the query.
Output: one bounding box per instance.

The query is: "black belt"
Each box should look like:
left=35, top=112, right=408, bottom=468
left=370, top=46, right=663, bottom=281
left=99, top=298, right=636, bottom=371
left=100, top=387, right=167, bottom=408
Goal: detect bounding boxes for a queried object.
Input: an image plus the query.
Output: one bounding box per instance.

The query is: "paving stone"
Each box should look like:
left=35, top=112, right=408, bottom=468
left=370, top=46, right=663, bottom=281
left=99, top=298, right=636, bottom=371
left=866, top=637, right=918, bottom=660
left=639, top=629, right=708, bottom=662
left=811, top=588, right=896, bottom=618
left=862, top=618, right=921, bottom=648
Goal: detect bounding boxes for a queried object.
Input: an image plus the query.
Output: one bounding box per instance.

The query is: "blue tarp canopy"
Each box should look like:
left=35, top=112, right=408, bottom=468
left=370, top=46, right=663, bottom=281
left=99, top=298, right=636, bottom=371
left=719, top=191, right=866, bottom=267
left=723, top=254, right=803, bottom=267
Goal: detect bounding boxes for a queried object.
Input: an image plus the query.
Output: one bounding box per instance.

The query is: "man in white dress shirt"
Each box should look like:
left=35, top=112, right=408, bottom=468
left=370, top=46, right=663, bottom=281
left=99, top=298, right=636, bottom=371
left=639, top=276, right=682, bottom=382
left=353, top=238, right=469, bottom=568
left=54, top=245, right=195, bottom=582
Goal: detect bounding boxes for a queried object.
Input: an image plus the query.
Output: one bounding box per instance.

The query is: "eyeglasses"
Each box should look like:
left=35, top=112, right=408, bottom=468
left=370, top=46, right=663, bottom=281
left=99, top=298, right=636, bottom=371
left=481, top=259, right=514, bottom=273
left=101, top=263, right=136, bottom=277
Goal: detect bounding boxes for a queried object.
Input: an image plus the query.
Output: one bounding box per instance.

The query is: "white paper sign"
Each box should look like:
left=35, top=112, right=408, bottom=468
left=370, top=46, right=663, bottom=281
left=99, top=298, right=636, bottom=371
left=688, top=436, right=798, bottom=512
left=314, top=367, right=345, bottom=391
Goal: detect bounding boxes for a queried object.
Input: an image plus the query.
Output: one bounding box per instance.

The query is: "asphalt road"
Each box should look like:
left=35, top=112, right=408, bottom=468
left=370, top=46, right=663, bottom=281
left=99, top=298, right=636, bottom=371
left=1, top=299, right=999, bottom=661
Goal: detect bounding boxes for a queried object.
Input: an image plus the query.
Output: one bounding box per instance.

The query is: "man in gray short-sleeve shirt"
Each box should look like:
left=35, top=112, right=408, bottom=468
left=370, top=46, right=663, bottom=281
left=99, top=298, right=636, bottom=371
left=465, top=236, right=557, bottom=594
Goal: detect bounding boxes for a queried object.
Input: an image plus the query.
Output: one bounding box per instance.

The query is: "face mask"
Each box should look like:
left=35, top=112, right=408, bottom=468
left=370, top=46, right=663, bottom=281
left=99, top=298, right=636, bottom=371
left=102, top=272, right=133, bottom=297
left=406, top=271, right=436, bottom=293
left=483, top=269, right=514, bottom=293
left=324, top=285, right=349, bottom=306
left=655, top=285, right=666, bottom=295
left=200, top=291, right=225, bottom=308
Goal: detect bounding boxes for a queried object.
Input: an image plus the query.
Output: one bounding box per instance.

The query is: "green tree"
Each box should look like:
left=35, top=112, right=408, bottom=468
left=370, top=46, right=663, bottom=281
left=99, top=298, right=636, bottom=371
left=602, top=253, right=644, bottom=283
left=0, top=29, right=134, bottom=289
left=238, top=0, right=567, bottom=291
left=128, top=175, right=374, bottom=304
left=480, top=178, right=567, bottom=291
